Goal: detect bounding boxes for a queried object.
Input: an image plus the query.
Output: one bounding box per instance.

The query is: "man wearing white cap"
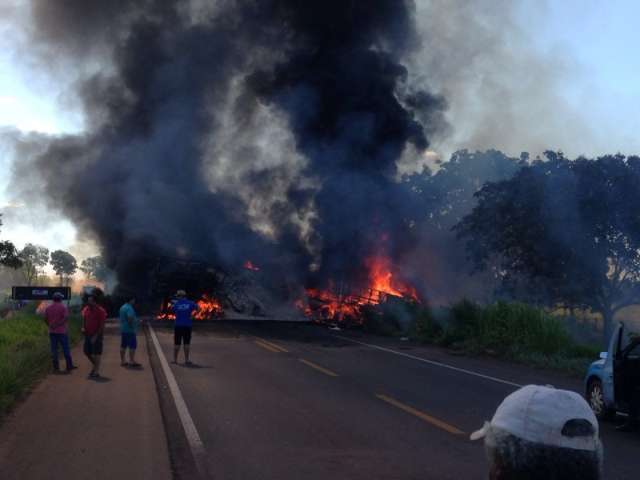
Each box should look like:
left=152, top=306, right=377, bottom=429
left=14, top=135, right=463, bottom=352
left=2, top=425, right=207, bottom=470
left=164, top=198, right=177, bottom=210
left=171, top=290, right=198, bottom=365
left=471, top=384, right=602, bottom=479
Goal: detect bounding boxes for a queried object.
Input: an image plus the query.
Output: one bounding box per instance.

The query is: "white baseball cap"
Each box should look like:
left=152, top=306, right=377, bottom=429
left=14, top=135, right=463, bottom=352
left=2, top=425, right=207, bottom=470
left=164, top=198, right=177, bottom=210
left=470, top=385, right=599, bottom=451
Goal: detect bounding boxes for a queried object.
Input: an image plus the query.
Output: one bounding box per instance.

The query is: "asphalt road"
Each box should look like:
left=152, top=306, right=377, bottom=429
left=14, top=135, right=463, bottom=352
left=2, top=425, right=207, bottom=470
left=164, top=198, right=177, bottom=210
left=152, top=322, right=640, bottom=479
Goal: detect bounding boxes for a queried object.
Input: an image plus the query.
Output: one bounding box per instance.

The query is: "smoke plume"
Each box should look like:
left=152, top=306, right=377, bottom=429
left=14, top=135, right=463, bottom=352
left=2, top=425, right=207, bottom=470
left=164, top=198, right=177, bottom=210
left=13, top=0, right=448, bottom=296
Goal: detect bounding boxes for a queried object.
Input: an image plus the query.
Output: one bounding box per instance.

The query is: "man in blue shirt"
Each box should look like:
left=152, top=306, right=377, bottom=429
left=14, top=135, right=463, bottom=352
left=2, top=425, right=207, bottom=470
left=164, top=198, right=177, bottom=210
left=172, top=290, right=198, bottom=365
left=119, top=295, right=141, bottom=367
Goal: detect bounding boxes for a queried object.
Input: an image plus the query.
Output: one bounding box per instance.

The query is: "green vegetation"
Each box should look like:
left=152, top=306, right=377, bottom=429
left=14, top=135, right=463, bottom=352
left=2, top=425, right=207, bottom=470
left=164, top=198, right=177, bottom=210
left=0, top=310, right=81, bottom=416
left=365, top=299, right=599, bottom=376
left=417, top=300, right=599, bottom=375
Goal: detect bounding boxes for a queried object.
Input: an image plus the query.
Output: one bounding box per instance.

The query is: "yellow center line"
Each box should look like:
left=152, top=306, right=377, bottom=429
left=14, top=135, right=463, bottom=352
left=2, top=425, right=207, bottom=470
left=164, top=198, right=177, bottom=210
left=376, top=394, right=465, bottom=436
left=255, top=338, right=289, bottom=353
left=299, top=358, right=339, bottom=377
left=254, top=340, right=281, bottom=353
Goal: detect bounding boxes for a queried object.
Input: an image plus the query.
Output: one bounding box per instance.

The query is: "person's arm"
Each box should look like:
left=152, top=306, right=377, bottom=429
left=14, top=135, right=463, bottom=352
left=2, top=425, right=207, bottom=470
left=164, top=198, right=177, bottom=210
left=81, top=307, right=86, bottom=333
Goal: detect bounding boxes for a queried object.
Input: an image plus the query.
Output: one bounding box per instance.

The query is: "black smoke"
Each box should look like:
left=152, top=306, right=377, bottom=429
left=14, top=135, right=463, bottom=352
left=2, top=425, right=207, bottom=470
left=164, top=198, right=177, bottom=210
left=20, top=0, right=448, bottom=296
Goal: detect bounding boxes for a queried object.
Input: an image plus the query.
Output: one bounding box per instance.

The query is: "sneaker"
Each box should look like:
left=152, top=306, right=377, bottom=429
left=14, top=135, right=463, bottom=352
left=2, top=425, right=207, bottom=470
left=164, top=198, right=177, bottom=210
left=66, top=366, right=78, bottom=371
left=88, top=371, right=98, bottom=379
left=129, top=362, right=142, bottom=368
left=121, top=362, right=129, bottom=367
left=185, top=360, right=193, bottom=366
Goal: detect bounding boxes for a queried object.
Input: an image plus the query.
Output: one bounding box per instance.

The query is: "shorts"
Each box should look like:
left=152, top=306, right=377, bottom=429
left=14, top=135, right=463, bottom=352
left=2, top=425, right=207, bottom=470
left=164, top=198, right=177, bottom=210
left=121, top=332, right=137, bottom=350
left=84, top=334, right=104, bottom=356
left=174, top=326, right=192, bottom=346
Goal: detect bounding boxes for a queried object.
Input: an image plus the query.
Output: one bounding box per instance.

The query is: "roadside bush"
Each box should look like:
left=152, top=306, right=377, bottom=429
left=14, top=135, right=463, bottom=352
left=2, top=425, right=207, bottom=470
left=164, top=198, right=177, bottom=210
left=434, top=300, right=599, bottom=374
left=411, top=307, right=441, bottom=342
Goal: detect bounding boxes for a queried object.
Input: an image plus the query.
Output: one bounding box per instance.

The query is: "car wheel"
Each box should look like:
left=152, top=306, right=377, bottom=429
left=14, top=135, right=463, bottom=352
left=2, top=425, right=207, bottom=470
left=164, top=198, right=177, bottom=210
left=587, top=379, right=614, bottom=421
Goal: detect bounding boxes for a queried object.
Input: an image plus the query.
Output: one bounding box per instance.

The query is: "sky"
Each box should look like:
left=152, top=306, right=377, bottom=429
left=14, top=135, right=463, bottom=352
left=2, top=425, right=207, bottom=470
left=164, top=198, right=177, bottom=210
left=0, top=0, right=639, bottom=257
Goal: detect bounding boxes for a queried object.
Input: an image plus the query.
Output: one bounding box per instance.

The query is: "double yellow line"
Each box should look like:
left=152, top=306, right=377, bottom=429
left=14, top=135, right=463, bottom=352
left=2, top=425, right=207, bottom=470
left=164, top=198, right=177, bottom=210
left=254, top=338, right=289, bottom=353
left=376, top=394, right=465, bottom=436
left=254, top=337, right=339, bottom=377
left=252, top=336, right=463, bottom=436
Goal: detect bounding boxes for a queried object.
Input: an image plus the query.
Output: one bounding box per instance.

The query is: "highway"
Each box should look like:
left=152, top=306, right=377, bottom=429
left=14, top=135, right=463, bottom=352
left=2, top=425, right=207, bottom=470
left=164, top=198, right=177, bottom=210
left=149, top=321, right=640, bottom=479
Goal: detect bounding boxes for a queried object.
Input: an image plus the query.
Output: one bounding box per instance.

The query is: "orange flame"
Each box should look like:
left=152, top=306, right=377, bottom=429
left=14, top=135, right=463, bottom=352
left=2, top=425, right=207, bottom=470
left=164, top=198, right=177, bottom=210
left=156, top=294, right=223, bottom=321
left=297, top=255, right=418, bottom=323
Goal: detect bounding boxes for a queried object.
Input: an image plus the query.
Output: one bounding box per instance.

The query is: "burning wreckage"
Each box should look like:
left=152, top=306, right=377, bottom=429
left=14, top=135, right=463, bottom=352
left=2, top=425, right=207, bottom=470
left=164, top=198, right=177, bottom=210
left=152, top=255, right=421, bottom=328
left=24, top=1, right=438, bottom=331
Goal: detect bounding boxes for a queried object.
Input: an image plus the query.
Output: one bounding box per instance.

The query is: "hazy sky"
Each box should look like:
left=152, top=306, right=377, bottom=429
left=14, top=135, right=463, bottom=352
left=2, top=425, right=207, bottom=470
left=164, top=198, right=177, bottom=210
left=1, top=0, right=639, bottom=256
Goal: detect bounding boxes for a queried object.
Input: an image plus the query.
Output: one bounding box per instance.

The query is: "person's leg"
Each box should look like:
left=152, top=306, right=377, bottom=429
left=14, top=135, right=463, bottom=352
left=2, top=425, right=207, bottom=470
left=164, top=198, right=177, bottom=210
left=93, top=355, right=101, bottom=375
left=128, top=334, right=138, bottom=365
left=60, top=334, right=74, bottom=370
left=84, top=336, right=95, bottom=372
left=49, top=334, right=60, bottom=371
left=120, top=333, right=128, bottom=365
left=93, top=335, right=104, bottom=376
left=173, top=328, right=181, bottom=363
left=184, top=327, right=192, bottom=364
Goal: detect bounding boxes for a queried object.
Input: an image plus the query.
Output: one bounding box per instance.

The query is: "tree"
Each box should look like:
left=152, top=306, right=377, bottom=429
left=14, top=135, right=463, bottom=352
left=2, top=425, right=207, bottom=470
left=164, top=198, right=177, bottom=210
left=80, top=256, right=110, bottom=282
left=0, top=241, right=22, bottom=269
left=19, top=243, right=49, bottom=285
left=50, top=250, right=78, bottom=286
left=455, top=153, right=640, bottom=344
left=0, top=214, right=22, bottom=269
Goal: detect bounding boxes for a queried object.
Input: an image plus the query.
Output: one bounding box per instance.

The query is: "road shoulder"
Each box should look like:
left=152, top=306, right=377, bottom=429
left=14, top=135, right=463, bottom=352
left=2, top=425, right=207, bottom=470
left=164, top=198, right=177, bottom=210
left=0, top=323, right=171, bottom=480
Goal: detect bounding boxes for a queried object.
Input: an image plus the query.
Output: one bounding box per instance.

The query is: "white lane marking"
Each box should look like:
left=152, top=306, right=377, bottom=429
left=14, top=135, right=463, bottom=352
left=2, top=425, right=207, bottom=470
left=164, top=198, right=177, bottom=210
left=334, top=335, right=522, bottom=388
left=148, top=325, right=207, bottom=467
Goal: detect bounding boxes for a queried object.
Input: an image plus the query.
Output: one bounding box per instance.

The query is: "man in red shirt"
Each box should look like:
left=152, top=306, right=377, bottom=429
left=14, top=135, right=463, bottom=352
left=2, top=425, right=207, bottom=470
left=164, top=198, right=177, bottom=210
left=43, top=292, right=76, bottom=373
left=82, top=294, right=107, bottom=379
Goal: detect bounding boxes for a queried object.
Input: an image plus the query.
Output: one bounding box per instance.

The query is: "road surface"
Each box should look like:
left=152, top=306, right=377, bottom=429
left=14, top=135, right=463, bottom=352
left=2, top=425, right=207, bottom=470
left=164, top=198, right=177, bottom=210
left=150, top=321, right=640, bottom=479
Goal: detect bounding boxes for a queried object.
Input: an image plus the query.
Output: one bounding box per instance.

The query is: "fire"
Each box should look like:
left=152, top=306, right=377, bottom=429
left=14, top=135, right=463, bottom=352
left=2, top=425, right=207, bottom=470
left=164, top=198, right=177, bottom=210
left=298, top=255, right=419, bottom=323
left=366, top=256, right=418, bottom=300
left=156, top=294, right=223, bottom=320
left=194, top=294, right=224, bottom=320
left=244, top=260, right=260, bottom=271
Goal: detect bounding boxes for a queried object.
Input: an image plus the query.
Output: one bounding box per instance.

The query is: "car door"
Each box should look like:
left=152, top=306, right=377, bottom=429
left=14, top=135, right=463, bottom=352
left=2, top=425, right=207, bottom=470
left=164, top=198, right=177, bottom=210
left=618, top=335, right=640, bottom=412
left=609, top=323, right=624, bottom=407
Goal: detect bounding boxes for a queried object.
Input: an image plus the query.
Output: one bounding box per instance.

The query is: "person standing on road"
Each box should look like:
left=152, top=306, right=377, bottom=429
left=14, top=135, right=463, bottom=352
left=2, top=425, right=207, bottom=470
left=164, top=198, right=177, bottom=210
left=471, top=384, right=602, bottom=479
left=82, top=294, right=107, bottom=379
left=172, top=290, right=198, bottom=365
left=43, top=292, right=76, bottom=373
left=119, top=296, right=141, bottom=367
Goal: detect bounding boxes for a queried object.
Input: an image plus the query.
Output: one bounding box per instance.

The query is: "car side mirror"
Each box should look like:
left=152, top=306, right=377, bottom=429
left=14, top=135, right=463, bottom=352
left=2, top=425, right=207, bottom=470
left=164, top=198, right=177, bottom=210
left=599, top=352, right=608, bottom=360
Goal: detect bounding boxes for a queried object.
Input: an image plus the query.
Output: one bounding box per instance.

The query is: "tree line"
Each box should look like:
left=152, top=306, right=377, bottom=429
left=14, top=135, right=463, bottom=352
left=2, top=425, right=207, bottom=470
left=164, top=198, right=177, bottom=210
left=0, top=216, right=108, bottom=286
left=2, top=149, right=639, bottom=343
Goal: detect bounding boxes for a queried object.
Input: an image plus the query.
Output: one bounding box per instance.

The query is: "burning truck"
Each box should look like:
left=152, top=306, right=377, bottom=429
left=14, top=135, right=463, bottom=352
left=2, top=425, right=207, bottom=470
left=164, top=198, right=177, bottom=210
left=150, top=253, right=421, bottom=329
left=25, top=1, right=440, bottom=332
left=296, top=255, right=421, bottom=328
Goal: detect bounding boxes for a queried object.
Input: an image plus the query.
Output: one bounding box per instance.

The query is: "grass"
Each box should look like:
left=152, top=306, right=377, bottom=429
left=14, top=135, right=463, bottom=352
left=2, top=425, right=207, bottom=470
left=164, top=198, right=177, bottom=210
left=0, top=309, right=82, bottom=417
left=410, top=300, right=600, bottom=376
